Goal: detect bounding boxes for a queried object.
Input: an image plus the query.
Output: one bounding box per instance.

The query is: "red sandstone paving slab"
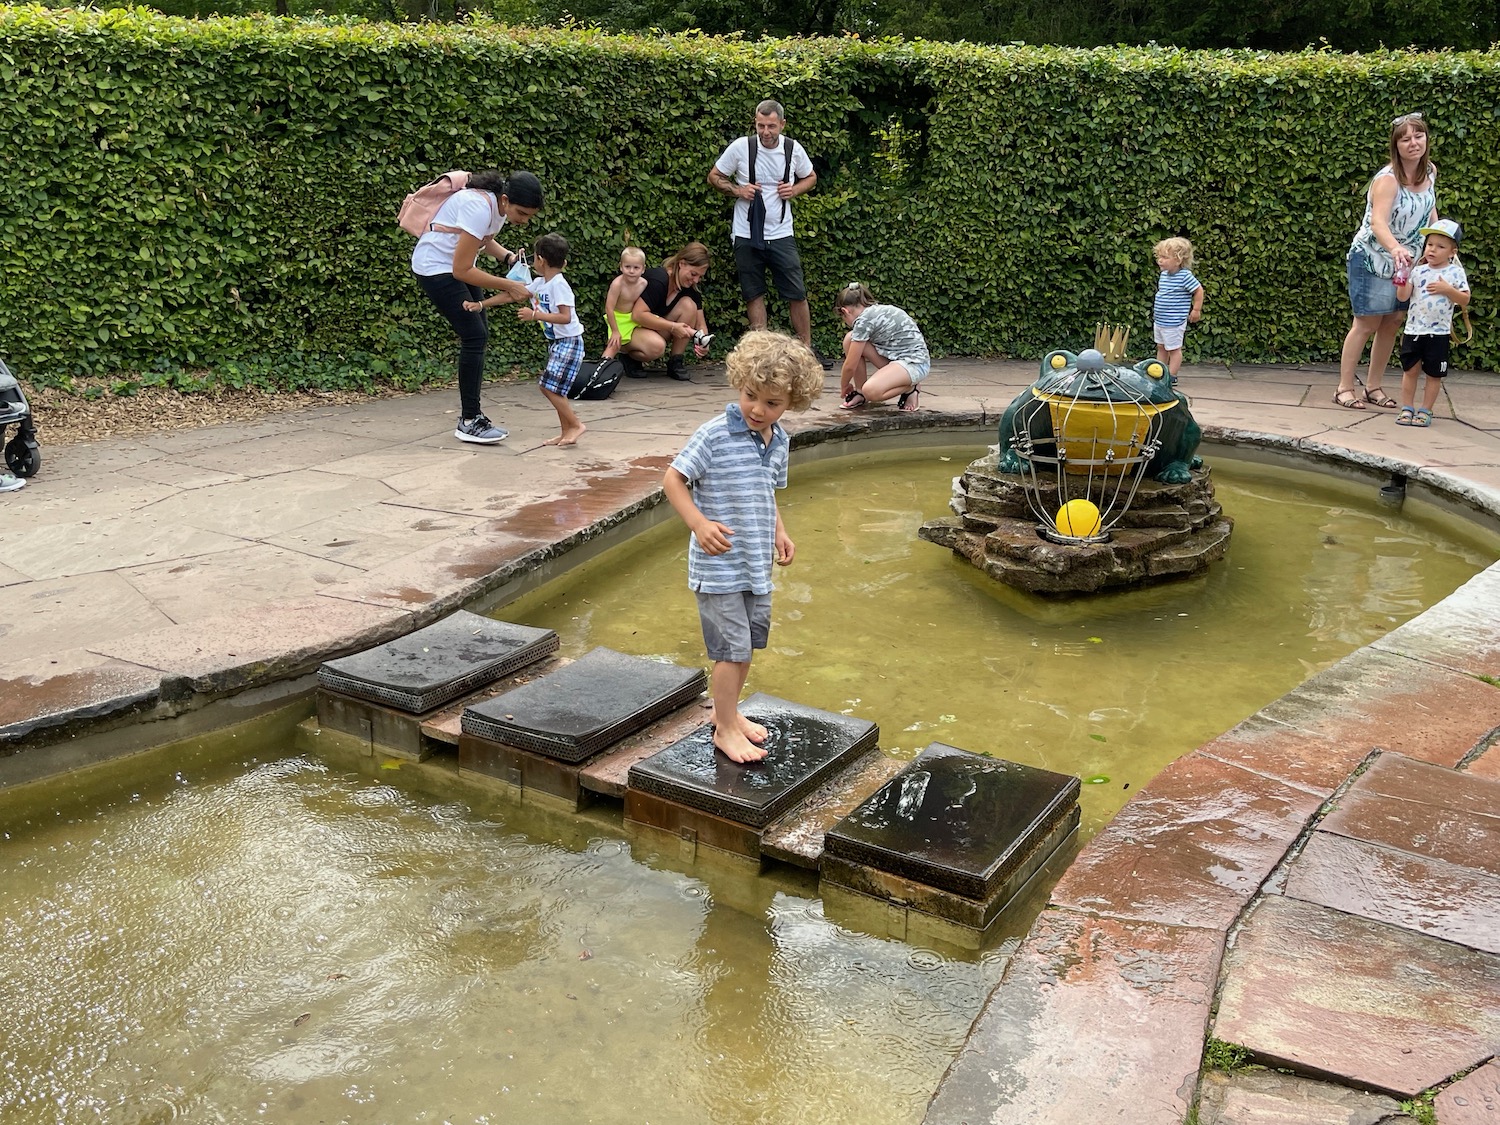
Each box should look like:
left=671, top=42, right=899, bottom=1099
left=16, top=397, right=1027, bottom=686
left=1214, top=894, right=1500, bottom=1097
left=91, top=596, right=412, bottom=694
left=0, top=647, right=173, bottom=744
left=1437, top=1059, right=1500, bottom=1124
left=1281, top=830, right=1500, bottom=954
left=923, top=908, right=1222, bottom=1125
left=0, top=570, right=174, bottom=651
left=1467, top=746, right=1500, bottom=781
left=316, top=531, right=556, bottom=613
left=1199, top=650, right=1497, bottom=792
left=1373, top=563, right=1500, bottom=680
left=1196, top=1069, right=1407, bottom=1125
left=1354, top=752, right=1500, bottom=820
left=1048, top=753, right=1323, bottom=930
left=268, top=503, right=485, bottom=570
left=1319, top=788, right=1500, bottom=877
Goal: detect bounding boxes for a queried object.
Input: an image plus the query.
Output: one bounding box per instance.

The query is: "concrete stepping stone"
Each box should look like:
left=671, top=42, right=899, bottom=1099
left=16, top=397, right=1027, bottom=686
left=625, top=693, right=877, bottom=861
left=315, top=612, right=558, bottom=758
left=1195, top=1069, right=1407, bottom=1125
left=1213, top=894, right=1500, bottom=1097
left=1281, top=830, right=1500, bottom=954
left=457, top=649, right=706, bottom=809
left=820, top=743, right=1080, bottom=931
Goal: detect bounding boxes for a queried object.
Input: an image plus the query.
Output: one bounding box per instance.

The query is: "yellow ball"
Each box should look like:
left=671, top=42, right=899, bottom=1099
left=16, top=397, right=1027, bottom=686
left=1055, top=499, right=1102, bottom=537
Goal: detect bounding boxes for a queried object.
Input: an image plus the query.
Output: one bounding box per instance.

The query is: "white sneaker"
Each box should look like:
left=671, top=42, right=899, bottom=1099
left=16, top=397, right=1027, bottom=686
left=455, top=414, right=508, bottom=444
left=0, top=470, right=25, bottom=493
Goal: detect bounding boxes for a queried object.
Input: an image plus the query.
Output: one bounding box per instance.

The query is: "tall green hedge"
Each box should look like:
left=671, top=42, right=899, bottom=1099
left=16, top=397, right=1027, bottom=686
left=1, top=5, right=1496, bottom=384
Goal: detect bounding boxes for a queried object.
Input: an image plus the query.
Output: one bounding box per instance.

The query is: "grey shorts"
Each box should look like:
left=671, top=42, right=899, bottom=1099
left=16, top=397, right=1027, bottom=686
left=695, top=590, right=772, bottom=662
left=733, top=236, right=806, bottom=303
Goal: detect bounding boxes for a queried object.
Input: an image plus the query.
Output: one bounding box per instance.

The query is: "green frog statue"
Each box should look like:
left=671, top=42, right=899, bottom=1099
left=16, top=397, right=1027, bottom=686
left=996, top=345, right=1203, bottom=485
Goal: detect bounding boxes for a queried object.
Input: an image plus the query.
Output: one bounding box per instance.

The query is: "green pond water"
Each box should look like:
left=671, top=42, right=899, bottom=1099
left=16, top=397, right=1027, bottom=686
left=506, top=445, right=1498, bottom=836
left=1, top=444, right=1494, bottom=1125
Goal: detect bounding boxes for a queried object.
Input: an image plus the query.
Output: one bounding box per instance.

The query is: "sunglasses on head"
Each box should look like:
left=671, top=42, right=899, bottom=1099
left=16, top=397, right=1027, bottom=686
left=1393, top=111, right=1425, bottom=127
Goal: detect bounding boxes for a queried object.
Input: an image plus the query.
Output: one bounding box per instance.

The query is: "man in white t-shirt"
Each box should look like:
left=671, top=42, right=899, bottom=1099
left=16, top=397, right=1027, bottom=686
left=707, top=100, right=829, bottom=366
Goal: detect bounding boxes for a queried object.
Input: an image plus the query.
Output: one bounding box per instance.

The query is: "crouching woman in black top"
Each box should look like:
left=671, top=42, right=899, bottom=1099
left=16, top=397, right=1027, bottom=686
left=620, top=242, right=712, bottom=381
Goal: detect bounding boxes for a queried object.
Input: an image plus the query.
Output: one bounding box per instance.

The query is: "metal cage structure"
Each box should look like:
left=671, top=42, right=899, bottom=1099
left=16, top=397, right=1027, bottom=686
left=1006, top=338, right=1171, bottom=545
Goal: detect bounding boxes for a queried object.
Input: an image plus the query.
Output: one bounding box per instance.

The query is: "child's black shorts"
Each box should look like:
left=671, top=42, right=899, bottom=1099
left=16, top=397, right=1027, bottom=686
left=1400, top=333, right=1451, bottom=378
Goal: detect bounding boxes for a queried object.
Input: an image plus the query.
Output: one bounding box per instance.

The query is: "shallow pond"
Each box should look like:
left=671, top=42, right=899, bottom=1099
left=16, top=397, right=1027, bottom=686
left=505, top=445, right=1499, bottom=835
left=1, top=444, right=1494, bottom=1125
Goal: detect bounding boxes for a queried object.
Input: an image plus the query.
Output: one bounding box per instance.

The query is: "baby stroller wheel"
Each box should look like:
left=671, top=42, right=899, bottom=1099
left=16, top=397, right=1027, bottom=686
left=5, top=434, right=40, bottom=478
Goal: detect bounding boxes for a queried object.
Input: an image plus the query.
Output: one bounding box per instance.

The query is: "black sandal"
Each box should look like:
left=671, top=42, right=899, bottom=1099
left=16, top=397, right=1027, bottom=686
left=1363, top=386, right=1398, bottom=408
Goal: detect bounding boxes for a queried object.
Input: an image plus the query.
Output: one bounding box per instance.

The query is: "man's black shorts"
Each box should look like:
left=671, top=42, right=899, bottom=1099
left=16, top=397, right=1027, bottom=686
left=733, top=236, right=807, bottom=303
left=1400, top=333, right=1451, bottom=378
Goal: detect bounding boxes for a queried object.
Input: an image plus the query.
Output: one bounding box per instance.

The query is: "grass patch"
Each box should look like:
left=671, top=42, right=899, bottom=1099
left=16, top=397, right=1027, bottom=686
left=1400, top=1090, right=1437, bottom=1124
left=1202, top=1038, right=1250, bottom=1071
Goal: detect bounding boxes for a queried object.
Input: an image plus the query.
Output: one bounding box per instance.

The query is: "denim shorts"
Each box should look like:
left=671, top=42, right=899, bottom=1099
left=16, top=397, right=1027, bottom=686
left=1347, top=248, right=1410, bottom=318
left=695, top=590, right=772, bottom=662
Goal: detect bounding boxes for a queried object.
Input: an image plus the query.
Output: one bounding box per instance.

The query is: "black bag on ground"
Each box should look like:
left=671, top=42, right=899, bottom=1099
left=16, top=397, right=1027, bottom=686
left=568, top=356, right=625, bottom=401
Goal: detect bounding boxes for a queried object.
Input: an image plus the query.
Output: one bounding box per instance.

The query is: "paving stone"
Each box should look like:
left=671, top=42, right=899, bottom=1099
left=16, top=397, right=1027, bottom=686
left=0, top=571, right=174, bottom=650
left=123, top=543, right=365, bottom=623
left=1214, top=895, right=1500, bottom=1097
left=1467, top=746, right=1500, bottom=782
left=1373, top=563, right=1500, bottom=680
left=0, top=647, right=177, bottom=749
left=1049, top=752, right=1323, bottom=929
left=1436, top=1059, right=1500, bottom=1124
left=1281, top=831, right=1500, bottom=954
left=1195, top=1069, right=1405, bottom=1125
left=91, top=596, right=412, bottom=694
left=1319, top=788, right=1500, bottom=878
left=1352, top=752, right=1500, bottom=821
left=143, top=471, right=396, bottom=539
left=923, top=908, right=1222, bottom=1125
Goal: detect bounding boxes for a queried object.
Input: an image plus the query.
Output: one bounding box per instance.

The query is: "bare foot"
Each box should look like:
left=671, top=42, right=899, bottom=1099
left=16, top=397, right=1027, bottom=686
left=714, top=728, right=767, bottom=763
left=739, top=717, right=768, bottom=744
left=543, top=424, right=586, bottom=447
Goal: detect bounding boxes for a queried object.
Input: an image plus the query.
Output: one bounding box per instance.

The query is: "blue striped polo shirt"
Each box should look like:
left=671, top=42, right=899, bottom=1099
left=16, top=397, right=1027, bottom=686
left=670, top=403, right=789, bottom=595
left=1153, top=268, right=1201, bottom=328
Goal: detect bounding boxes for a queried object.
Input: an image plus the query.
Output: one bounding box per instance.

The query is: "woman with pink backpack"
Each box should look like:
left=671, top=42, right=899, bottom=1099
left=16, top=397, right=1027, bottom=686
left=410, top=169, right=544, bottom=444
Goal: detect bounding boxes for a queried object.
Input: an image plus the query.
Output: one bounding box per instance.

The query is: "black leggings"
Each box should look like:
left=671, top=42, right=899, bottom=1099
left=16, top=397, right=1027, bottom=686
left=416, top=272, right=487, bottom=419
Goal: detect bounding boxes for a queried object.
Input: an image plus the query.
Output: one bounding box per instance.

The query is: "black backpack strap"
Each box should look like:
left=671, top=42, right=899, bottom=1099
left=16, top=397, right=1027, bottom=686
left=747, top=132, right=758, bottom=185
left=779, top=136, right=794, bottom=221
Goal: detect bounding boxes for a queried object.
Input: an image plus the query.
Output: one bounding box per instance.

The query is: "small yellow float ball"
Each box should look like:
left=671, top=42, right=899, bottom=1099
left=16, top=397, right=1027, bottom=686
left=1055, top=499, right=1103, bottom=537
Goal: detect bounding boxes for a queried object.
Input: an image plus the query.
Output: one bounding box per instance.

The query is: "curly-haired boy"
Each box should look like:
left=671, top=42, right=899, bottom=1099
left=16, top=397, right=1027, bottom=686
left=663, top=331, right=824, bottom=762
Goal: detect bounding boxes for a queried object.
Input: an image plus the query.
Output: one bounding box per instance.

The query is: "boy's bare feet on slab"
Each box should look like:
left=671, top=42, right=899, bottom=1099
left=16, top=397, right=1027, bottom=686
left=714, top=728, right=768, bottom=763
left=740, top=717, right=768, bottom=744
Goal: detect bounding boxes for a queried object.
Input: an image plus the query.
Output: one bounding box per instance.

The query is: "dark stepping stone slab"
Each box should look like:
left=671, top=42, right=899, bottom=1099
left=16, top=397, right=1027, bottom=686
left=317, top=612, right=557, bottom=714
left=461, top=648, right=706, bottom=763
left=627, top=693, right=878, bottom=829
left=824, top=743, right=1080, bottom=900
left=1214, top=894, right=1500, bottom=1097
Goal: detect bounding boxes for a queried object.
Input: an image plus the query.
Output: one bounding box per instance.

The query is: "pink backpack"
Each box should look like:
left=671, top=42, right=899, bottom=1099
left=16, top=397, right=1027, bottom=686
left=397, top=170, right=470, bottom=236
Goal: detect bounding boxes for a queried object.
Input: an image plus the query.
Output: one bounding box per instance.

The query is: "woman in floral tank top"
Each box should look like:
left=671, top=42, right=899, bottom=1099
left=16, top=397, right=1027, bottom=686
left=1336, top=113, right=1438, bottom=410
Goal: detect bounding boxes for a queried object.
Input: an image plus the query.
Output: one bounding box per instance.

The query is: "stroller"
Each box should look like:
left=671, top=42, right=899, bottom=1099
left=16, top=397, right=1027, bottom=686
left=0, top=358, right=40, bottom=480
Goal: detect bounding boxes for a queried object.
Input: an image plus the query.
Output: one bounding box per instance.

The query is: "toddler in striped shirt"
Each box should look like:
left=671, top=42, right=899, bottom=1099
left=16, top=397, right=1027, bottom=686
left=1153, top=237, right=1205, bottom=384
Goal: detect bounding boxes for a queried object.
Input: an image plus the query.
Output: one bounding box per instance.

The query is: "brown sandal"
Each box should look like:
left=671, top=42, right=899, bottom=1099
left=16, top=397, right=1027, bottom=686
left=1333, top=388, right=1366, bottom=410
left=1363, top=386, right=1399, bottom=408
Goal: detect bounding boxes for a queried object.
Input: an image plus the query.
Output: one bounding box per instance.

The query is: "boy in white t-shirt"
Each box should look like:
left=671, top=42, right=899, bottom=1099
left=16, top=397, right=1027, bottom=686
left=466, top=232, right=587, bottom=446
left=1394, top=219, right=1471, bottom=428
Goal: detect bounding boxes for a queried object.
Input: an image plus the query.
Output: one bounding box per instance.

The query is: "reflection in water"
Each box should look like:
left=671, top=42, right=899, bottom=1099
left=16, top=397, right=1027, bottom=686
left=506, top=448, right=1495, bottom=836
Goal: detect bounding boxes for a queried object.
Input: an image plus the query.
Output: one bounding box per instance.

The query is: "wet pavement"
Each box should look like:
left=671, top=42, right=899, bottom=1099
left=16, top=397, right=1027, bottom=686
left=3, top=356, right=1499, bottom=1122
